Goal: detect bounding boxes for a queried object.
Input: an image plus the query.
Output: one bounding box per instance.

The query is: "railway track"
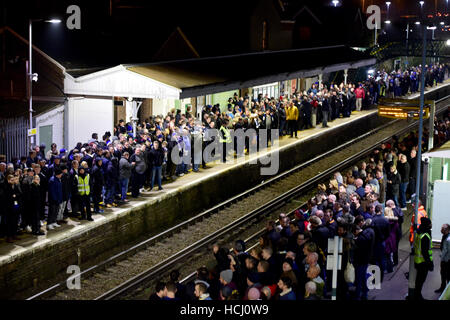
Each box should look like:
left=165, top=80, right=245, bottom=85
left=28, top=94, right=450, bottom=300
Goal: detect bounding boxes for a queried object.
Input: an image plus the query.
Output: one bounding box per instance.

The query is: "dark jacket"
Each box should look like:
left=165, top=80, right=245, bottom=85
left=91, top=165, right=104, bottom=190
left=397, top=161, right=410, bottom=183
left=105, top=160, right=119, bottom=187
left=61, top=172, right=71, bottom=201
left=387, top=171, right=401, bottom=194
left=130, top=153, right=147, bottom=174
left=312, top=225, right=330, bottom=253
left=353, top=226, right=375, bottom=265
left=371, top=214, right=390, bottom=243
left=385, top=217, right=401, bottom=255
left=4, top=183, right=23, bottom=215
left=48, top=176, right=63, bottom=204
left=119, top=157, right=132, bottom=180
left=149, top=148, right=164, bottom=167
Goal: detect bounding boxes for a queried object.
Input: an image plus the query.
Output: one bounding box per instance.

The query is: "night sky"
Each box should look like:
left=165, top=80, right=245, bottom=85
left=1, top=0, right=449, bottom=68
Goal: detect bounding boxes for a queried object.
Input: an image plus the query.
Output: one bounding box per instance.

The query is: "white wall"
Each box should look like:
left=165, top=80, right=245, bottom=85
left=35, top=105, right=64, bottom=149
left=66, top=97, right=114, bottom=149
left=152, top=98, right=176, bottom=117
left=64, top=66, right=181, bottom=100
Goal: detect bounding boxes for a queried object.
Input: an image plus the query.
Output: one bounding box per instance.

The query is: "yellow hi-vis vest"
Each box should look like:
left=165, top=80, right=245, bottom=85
left=414, top=232, right=433, bottom=264
left=219, top=126, right=232, bottom=143
left=78, top=174, right=90, bottom=196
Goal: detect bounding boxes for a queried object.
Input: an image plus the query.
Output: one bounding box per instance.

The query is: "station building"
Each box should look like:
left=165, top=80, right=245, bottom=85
left=0, top=25, right=375, bottom=159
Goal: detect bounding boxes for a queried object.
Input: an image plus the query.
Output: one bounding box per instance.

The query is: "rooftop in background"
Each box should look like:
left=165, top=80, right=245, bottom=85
left=124, top=45, right=375, bottom=98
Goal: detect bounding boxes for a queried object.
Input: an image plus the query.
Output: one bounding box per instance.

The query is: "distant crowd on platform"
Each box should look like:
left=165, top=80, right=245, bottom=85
left=149, top=109, right=450, bottom=302
left=0, top=62, right=448, bottom=245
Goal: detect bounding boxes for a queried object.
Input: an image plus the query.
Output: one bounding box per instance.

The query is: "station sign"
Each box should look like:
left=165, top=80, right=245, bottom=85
left=378, top=98, right=432, bottom=120
left=27, top=128, right=37, bottom=136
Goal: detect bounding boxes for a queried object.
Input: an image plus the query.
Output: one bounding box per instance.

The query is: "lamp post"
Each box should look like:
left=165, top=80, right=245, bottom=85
left=407, top=20, right=427, bottom=301
left=28, top=18, right=61, bottom=149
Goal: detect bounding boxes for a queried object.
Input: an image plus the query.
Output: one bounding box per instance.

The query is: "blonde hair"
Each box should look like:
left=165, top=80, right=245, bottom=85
left=384, top=207, right=394, bottom=218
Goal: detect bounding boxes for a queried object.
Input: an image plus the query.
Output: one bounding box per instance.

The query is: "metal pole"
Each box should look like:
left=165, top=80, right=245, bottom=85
left=428, top=101, right=435, bottom=150
left=408, top=23, right=427, bottom=300
left=406, top=22, right=410, bottom=57
left=28, top=19, right=33, bottom=149
left=331, top=236, right=339, bottom=300
left=374, top=22, right=377, bottom=46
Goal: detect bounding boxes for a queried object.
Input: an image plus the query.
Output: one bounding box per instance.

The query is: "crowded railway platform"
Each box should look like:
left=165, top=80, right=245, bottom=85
left=0, top=72, right=449, bottom=300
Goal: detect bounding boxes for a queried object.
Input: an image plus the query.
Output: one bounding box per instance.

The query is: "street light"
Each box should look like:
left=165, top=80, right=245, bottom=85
left=385, top=20, right=391, bottom=24
left=446, top=39, right=450, bottom=45
left=28, top=18, right=61, bottom=148
left=332, top=0, right=339, bottom=7
left=386, top=2, right=391, bottom=23
left=419, top=1, right=425, bottom=7
left=415, top=21, right=421, bottom=24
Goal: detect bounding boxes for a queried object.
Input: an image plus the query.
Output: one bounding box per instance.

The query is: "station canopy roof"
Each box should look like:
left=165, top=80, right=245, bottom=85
left=423, top=140, right=450, bottom=160
left=125, top=45, right=376, bottom=99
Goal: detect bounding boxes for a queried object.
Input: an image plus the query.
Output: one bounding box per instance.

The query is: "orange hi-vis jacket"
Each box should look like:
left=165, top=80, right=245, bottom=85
left=409, top=205, right=428, bottom=243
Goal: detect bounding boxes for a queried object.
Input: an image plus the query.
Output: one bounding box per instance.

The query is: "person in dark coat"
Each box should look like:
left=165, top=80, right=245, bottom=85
left=91, top=158, right=104, bottom=213
left=310, top=216, right=330, bottom=254
left=29, top=175, right=45, bottom=235
left=413, top=217, right=433, bottom=300
left=60, top=165, right=71, bottom=222
left=384, top=208, right=401, bottom=274
left=119, top=152, right=132, bottom=202
left=130, top=147, right=147, bottom=198
left=4, top=175, right=23, bottom=242
left=352, top=222, right=375, bottom=300
left=387, top=165, right=401, bottom=207
left=34, top=163, right=48, bottom=222
left=397, top=154, right=410, bottom=209
left=105, top=158, right=119, bottom=207
left=47, top=168, right=63, bottom=230
left=300, top=97, right=312, bottom=130
left=149, top=140, right=164, bottom=191
left=321, top=94, right=330, bottom=128
left=20, top=168, right=34, bottom=231
left=69, top=160, right=80, bottom=217
left=371, top=205, right=390, bottom=282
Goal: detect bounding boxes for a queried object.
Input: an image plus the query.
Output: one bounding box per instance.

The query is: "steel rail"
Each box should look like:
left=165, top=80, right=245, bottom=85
left=28, top=93, right=450, bottom=300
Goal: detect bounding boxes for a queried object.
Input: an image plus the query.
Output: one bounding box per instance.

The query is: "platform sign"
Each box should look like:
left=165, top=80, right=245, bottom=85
left=378, top=98, right=432, bottom=120
left=27, top=128, right=37, bottom=136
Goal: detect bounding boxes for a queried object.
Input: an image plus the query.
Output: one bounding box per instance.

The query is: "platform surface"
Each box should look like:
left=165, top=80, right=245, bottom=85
left=1, top=81, right=448, bottom=269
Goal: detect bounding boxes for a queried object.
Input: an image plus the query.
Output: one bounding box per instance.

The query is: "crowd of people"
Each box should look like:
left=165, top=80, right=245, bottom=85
left=149, top=115, right=450, bottom=301
left=0, top=62, right=448, bottom=246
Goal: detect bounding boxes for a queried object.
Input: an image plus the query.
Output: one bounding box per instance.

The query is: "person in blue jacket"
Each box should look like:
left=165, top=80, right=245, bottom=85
left=47, top=168, right=63, bottom=230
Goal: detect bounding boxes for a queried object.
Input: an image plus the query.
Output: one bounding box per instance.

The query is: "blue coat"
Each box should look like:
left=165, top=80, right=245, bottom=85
left=280, top=290, right=296, bottom=300
left=48, top=176, right=63, bottom=204
left=105, top=161, right=119, bottom=187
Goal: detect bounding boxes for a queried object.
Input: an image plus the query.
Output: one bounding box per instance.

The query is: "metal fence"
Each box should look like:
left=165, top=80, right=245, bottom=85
left=0, top=117, right=29, bottom=162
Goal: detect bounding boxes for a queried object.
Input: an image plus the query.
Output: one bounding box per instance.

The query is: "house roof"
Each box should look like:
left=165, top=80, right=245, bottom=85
left=126, top=45, right=375, bottom=99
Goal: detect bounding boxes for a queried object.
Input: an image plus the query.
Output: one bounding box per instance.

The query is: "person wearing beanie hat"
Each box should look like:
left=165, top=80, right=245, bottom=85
left=219, top=269, right=238, bottom=299
left=247, top=287, right=261, bottom=300
left=220, top=269, right=233, bottom=285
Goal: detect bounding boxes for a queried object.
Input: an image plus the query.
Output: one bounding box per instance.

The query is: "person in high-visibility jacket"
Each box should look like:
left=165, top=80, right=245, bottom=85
left=413, top=217, right=433, bottom=300
left=77, top=167, right=93, bottom=221
left=286, top=102, right=299, bottom=138
left=219, top=119, right=232, bottom=163
left=409, top=200, right=428, bottom=243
